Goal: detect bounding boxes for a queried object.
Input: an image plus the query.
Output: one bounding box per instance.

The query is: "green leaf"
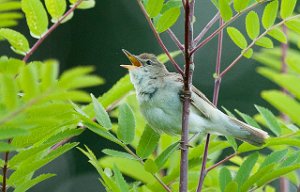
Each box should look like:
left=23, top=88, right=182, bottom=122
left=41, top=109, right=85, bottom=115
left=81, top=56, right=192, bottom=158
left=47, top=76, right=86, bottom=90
left=219, top=167, right=232, bottom=192
left=285, top=20, right=300, bottom=34
left=0, top=28, right=30, bottom=55
left=22, top=0, right=49, bottom=38
left=225, top=136, right=237, bottom=151
left=224, top=181, right=238, bottom=192
left=267, top=28, right=287, bottom=43
left=117, top=103, right=135, bottom=144
left=219, top=0, right=232, bottom=21
left=233, top=0, right=251, bottom=12
left=260, top=149, right=288, bottom=169
left=83, top=121, right=122, bottom=145
left=144, top=159, right=158, bottom=174
left=227, top=27, right=248, bottom=49
left=14, top=174, right=55, bottom=192
left=0, top=142, right=19, bottom=152
left=242, top=48, right=253, bottom=58
left=280, top=0, right=297, bottom=19
left=155, top=7, right=180, bottom=33
left=40, top=59, right=59, bottom=90
left=91, top=94, right=112, bottom=129
left=161, top=0, right=182, bottom=14
left=19, top=63, right=39, bottom=100
left=235, top=152, right=259, bottom=189
left=255, top=37, right=273, bottom=48
left=77, top=0, right=96, bottom=9
left=102, top=149, right=135, bottom=160
left=113, top=164, right=129, bottom=192
left=154, top=142, right=179, bottom=169
left=0, top=74, right=18, bottom=110
left=255, top=105, right=281, bottom=136
left=261, top=90, right=300, bottom=125
left=145, top=0, right=164, bottom=18
left=45, top=0, right=66, bottom=22
left=157, top=50, right=181, bottom=64
left=246, top=11, right=260, bottom=40
left=0, top=128, right=29, bottom=140
left=137, top=125, right=160, bottom=158
left=235, top=109, right=261, bottom=128
left=262, top=0, right=278, bottom=29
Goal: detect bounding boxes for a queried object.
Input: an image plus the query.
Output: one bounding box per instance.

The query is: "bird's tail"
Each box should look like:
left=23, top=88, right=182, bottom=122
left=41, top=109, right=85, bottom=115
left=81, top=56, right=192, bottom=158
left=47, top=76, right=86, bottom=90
left=228, top=117, right=269, bottom=146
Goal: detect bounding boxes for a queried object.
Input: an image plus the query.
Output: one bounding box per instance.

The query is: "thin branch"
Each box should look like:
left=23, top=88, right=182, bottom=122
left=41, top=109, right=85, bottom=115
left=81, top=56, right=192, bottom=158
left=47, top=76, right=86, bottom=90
left=219, top=15, right=300, bottom=78
left=207, top=152, right=237, bottom=172
left=136, top=0, right=183, bottom=75
left=22, top=0, right=84, bottom=62
left=167, top=29, right=184, bottom=52
left=194, top=12, right=220, bottom=45
left=191, top=1, right=267, bottom=55
left=2, top=139, right=12, bottom=192
left=180, top=0, right=195, bottom=191
left=196, top=18, right=224, bottom=192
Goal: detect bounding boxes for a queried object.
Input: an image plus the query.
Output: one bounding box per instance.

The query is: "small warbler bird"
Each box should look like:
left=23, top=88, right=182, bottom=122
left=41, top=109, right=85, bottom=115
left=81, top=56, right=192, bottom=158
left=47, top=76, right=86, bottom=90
left=121, top=49, right=269, bottom=146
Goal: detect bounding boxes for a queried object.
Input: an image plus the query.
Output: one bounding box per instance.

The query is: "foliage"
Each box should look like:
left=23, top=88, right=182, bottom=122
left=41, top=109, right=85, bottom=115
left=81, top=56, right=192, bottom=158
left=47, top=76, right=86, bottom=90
left=0, top=0, right=98, bottom=191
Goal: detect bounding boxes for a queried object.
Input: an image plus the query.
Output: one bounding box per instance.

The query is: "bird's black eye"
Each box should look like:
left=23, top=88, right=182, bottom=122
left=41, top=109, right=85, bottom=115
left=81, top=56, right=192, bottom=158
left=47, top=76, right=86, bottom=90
left=146, top=60, right=152, bottom=65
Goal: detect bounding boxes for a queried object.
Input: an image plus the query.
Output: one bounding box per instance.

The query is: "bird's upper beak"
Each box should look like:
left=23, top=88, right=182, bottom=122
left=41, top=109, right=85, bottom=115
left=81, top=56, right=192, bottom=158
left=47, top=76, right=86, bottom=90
left=121, top=49, right=142, bottom=70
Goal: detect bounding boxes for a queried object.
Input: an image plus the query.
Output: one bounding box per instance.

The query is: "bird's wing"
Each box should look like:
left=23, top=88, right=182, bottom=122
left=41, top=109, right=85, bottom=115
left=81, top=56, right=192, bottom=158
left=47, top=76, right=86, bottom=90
left=191, top=86, right=216, bottom=108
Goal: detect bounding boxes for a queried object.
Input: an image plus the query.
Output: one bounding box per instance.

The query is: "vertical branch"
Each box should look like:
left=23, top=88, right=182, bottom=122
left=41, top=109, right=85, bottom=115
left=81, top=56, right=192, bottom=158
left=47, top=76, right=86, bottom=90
left=2, top=139, right=11, bottom=192
left=279, top=24, right=289, bottom=192
left=196, top=18, right=224, bottom=192
left=180, top=0, right=195, bottom=191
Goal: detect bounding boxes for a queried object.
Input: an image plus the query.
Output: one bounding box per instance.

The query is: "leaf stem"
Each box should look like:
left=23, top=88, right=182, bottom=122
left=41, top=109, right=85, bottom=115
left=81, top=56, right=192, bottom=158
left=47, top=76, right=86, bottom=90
left=207, top=152, right=237, bottom=172
left=190, top=0, right=267, bottom=55
left=219, top=14, right=300, bottom=78
left=22, top=0, right=84, bottom=62
left=196, top=18, right=224, bottom=192
left=2, top=139, right=12, bottom=192
left=180, top=0, right=195, bottom=191
left=136, top=0, right=183, bottom=75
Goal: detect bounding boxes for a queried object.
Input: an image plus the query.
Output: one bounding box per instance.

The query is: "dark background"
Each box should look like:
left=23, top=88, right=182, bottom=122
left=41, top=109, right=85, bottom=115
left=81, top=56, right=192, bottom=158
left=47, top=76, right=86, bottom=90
left=1, top=1, right=277, bottom=191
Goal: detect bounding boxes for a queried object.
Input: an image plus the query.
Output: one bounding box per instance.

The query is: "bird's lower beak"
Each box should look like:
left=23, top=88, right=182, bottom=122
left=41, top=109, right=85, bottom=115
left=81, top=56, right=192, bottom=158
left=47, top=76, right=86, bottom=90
left=121, top=49, right=142, bottom=70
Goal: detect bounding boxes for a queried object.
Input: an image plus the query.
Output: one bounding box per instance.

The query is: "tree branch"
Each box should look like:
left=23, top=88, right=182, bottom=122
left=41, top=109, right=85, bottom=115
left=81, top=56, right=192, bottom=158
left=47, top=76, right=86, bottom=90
left=22, top=0, right=84, bottom=62
left=167, top=29, right=184, bottom=52
left=136, top=0, right=183, bottom=75
left=196, top=18, right=224, bottom=192
left=2, top=139, right=12, bottom=192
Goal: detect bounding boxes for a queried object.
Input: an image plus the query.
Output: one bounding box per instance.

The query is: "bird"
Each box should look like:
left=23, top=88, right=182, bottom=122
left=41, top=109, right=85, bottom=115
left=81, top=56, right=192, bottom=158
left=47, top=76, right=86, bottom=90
left=121, top=49, right=269, bottom=146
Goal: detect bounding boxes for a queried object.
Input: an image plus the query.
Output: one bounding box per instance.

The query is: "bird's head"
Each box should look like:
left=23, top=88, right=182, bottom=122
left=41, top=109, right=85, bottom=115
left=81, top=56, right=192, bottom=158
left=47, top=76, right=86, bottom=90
left=121, top=49, right=168, bottom=77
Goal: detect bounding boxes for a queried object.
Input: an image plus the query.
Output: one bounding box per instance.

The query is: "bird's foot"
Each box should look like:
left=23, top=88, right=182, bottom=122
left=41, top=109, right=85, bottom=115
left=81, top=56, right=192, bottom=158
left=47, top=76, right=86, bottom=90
left=179, top=90, right=192, bottom=102
left=178, top=141, right=193, bottom=150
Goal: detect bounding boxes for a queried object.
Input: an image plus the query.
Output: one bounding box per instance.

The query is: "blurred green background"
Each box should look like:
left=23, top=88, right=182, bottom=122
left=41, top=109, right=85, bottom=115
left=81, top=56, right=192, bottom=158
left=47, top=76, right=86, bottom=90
left=1, top=1, right=277, bottom=191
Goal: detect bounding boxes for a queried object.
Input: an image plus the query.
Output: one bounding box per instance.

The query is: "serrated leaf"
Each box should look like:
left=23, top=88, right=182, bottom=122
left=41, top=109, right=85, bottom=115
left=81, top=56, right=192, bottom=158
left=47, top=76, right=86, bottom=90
left=45, top=0, right=66, bottom=22
left=113, top=164, right=129, bottom=192
left=155, top=7, right=180, bottom=33
left=227, top=27, right=248, bottom=49
left=280, top=0, right=297, bottom=19
left=246, top=11, right=260, bottom=39
left=22, top=0, right=48, bottom=38
left=0, top=74, right=18, bottom=110
left=145, top=0, right=164, bottom=18
left=235, top=152, right=259, bottom=189
left=91, top=94, right=112, bottom=129
left=102, top=149, right=135, bottom=160
left=219, top=0, right=232, bottom=21
left=262, top=0, right=278, bottom=29
left=219, top=167, right=232, bottom=192
left=77, top=0, right=95, bottom=9
left=255, top=105, right=281, bottom=136
left=260, top=149, right=288, bottom=169
left=14, top=174, right=55, bottom=192
left=144, top=159, right=158, bottom=174
left=267, top=28, right=287, bottom=43
left=117, top=103, right=135, bottom=144
left=242, top=48, right=253, bottom=58
left=155, top=142, right=179, bottom=169
left=285, top=20, right=300, bottom=34
left=0, top=28, right=30, bottom=54
left=137, top=125, right=160, bottom=158
left=255, top=37, right=273, bottom=48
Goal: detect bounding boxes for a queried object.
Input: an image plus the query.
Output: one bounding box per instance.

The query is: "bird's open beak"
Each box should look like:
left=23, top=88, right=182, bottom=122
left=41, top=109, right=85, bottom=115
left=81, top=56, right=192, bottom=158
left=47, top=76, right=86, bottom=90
left=121, top=49, right=142, bottom=70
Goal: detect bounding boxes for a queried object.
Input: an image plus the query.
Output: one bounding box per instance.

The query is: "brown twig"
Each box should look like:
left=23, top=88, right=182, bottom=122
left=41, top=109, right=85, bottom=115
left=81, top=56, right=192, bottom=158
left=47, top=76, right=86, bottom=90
left=207, top=152, right=237, bottom=172
left=22, top=0, right=84, bottom=62
left=196, top=18, right=224, bottom=192
left=167, top=29, right=184, bottom=52
left=136, top=0, right=183, bottom=75
left=2, top=139, right=12, bottom=192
